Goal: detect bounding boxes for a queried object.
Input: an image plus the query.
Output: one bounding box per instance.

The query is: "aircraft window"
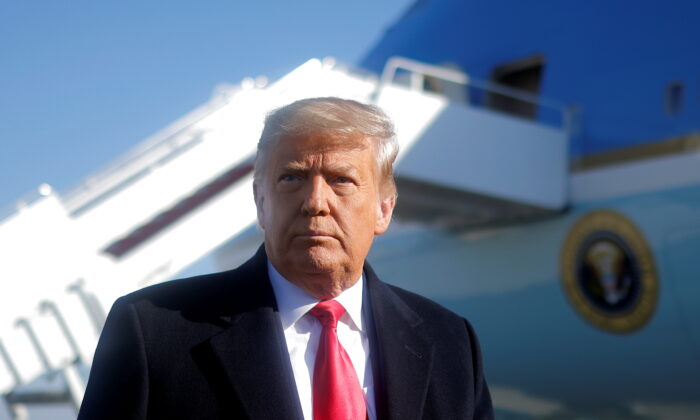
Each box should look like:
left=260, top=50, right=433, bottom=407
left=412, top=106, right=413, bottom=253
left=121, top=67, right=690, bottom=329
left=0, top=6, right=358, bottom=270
left=423, top=74, right=468, bottom=104
left=665, top=81, right=683, bottom=115
left=391, top=68, right=412, bottom=87
left=488, top=55, right=544, bottom=119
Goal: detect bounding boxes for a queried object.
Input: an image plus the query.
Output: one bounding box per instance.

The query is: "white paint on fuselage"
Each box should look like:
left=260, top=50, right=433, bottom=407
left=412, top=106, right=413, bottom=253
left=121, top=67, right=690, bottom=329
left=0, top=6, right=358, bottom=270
left=570, top=149, right=700, bottom=203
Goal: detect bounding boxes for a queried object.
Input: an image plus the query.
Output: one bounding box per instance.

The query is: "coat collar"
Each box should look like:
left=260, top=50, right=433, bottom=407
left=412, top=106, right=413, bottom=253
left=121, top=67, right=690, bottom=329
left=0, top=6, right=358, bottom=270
left=202, top=245, right=433, bottom=420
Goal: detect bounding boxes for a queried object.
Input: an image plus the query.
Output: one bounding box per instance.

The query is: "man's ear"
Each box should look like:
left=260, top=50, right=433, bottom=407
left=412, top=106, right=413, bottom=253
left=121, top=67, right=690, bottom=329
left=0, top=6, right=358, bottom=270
left=253, top=181, right=265, bottom=230
left=374, top=194, right=396, bottom=235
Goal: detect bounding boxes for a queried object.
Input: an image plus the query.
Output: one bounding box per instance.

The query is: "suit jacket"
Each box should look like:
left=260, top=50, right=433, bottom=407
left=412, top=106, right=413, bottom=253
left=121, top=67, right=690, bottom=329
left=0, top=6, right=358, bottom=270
left=78, top=246, right=493, bottom=419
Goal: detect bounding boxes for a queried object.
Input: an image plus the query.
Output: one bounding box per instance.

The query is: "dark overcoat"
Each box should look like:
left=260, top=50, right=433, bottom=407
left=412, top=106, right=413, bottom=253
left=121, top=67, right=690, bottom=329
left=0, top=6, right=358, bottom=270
left=78, top=246, right=493, bottom=419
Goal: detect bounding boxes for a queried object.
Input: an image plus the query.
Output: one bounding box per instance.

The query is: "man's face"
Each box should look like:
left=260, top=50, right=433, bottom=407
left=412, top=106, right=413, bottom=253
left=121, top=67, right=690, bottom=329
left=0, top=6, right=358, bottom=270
left=254, top=132, right=395, bottom=298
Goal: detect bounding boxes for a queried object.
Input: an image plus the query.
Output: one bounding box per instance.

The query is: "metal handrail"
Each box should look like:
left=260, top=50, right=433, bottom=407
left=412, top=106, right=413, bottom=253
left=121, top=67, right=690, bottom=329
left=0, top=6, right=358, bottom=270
left=14, top=318, right=52, bottom=374
left=377, top=56, right=570, bottom=126
left=380, top=57, right=469, bottom=89
left=67, top=280, right=105, bottom=336
left=0, top=340, right=21, bottom=387
left=60, top=91, right=235, bottom=214
left=39, top=301, right=83, bottom=364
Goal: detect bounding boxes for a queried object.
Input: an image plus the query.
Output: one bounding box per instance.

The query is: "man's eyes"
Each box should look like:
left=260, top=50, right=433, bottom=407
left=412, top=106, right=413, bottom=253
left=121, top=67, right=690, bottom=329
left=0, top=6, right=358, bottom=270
left=277, top=174, right=354, bottom=184
left=278, top=174, right=302, bottom=182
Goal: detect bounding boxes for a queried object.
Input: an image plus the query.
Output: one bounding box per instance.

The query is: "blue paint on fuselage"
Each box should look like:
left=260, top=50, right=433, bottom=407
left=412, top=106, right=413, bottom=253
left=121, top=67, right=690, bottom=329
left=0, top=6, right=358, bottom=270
left=360, top=0, right=700, bottom=158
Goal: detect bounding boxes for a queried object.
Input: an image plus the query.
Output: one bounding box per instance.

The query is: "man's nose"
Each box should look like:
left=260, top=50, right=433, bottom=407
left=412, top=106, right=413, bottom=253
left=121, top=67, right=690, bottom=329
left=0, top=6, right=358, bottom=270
left=301, top=176, right=331, bottom=216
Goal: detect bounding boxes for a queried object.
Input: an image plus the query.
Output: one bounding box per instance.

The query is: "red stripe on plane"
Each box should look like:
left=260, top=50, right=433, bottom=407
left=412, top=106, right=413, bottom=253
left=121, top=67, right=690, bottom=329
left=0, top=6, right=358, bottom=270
left=103, top=160, right=254, bottom=258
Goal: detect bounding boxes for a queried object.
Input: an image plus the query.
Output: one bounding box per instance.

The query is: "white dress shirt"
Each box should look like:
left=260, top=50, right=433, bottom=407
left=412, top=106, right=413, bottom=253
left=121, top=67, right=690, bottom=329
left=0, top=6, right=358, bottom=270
left=268, top=262, right=376, bottom=420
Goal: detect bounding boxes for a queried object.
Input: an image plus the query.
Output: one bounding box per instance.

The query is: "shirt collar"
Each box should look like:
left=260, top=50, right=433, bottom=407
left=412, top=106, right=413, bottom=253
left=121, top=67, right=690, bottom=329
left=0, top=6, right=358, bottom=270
left=268, top=261, right=364, bottom=332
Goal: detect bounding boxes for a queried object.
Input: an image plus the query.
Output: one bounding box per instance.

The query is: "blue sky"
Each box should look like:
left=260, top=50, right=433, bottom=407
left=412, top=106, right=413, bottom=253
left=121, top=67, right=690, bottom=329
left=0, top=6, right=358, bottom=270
left=0, top=3, right=412, bottom=415
left=0, top=0, right=411, bottom=210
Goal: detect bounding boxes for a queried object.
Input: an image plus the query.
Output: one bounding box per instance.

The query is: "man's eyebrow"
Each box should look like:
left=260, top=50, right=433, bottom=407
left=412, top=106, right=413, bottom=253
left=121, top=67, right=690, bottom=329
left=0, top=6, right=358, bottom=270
left=326, top=163, right=359, bottom=175
left=281, top=161, right=309, bottom=172
left=280, top=162, right=359, bottom=174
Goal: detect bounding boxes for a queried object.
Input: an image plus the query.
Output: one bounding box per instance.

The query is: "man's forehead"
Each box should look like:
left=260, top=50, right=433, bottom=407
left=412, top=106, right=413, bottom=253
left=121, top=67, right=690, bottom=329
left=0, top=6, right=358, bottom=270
left=279, top=132, right=371, bottom=154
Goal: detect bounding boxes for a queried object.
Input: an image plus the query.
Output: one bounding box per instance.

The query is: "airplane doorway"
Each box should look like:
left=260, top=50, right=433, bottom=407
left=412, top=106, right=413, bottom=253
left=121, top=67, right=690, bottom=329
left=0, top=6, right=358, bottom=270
left=488, top=55, right=544, bottom=119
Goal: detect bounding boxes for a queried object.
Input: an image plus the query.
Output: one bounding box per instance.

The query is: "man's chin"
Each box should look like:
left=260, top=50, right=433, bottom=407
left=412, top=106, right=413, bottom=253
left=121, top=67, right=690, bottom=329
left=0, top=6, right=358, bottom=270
left=294, top=246, right=341, bottom=274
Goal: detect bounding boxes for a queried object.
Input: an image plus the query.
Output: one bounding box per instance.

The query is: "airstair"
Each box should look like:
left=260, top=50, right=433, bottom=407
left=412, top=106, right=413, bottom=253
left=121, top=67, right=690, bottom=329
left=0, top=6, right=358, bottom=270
left=0, top=57, right=570, bottom=418
left=377, top=57, right=571, bottom=229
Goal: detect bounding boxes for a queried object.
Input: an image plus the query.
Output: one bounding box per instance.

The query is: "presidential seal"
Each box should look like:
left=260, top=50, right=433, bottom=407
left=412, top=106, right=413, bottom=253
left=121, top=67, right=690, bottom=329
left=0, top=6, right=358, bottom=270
left=560, top=209, right=658, bottom=334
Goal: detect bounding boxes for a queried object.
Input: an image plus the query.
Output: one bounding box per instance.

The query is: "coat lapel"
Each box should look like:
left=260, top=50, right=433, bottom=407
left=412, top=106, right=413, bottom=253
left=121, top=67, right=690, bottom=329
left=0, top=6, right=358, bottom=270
left=204, top=247, right=304, bottom=420
left=209, top=307, right=303, bottom=419
left=365, top=263, right=434, bottom=420
left=196, top=247, right=433, bottom=420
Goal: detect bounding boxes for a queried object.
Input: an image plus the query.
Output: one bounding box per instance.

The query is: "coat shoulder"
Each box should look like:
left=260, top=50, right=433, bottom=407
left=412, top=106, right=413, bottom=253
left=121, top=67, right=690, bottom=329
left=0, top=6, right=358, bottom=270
left=381, top=282, right=483, bottom=346
left=385, top=283, right=466, bottom=323
left=114, top=248, right=273, bottom=324
left=119, top=269, right=236, bottom=306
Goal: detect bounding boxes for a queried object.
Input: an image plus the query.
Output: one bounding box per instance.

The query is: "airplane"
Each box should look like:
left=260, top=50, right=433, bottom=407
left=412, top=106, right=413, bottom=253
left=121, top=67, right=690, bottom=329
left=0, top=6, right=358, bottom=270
left=0, top=0, right=698, bottom=418
left=355, top=1, right=700, bottom=418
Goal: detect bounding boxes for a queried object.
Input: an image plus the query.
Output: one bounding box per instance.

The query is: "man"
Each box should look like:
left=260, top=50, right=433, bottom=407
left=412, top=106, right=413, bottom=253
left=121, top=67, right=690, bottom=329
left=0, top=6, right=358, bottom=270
left=78, top=97, right=493, bottom=419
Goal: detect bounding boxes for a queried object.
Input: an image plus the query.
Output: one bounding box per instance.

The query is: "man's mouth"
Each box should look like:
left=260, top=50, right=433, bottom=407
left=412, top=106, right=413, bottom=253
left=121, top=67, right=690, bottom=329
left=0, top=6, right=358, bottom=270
left=295, top=230, right=336, bottom=239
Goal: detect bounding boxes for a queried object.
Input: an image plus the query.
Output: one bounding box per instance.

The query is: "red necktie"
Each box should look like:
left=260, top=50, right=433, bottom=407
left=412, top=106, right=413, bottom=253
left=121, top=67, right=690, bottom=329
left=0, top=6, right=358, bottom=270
left=310, top=300, right=366, bottom=420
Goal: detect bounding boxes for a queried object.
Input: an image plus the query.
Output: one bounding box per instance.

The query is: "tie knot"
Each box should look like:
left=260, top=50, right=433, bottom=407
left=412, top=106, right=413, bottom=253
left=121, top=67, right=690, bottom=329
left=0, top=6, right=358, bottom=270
left=310, top=300, right=346, bottom=328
